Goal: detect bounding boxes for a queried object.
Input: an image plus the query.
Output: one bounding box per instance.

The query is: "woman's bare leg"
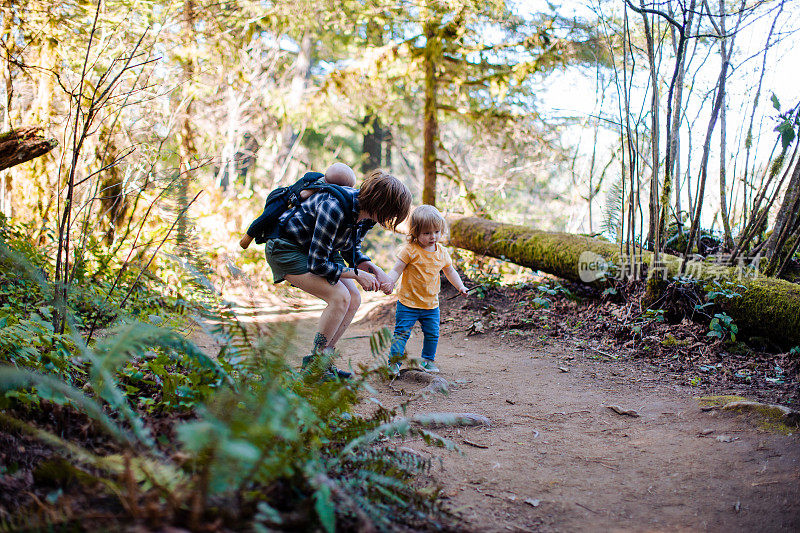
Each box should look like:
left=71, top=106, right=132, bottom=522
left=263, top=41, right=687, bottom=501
left=327, top=278, right=361, bottom=347
left=284, top=272, right=351, bottom=350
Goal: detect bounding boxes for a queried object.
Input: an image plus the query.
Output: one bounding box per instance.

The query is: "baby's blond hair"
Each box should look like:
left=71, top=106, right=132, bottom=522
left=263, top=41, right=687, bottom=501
left=408, top=205, right=446, bottom=244
left=325, top=162, right=356, bottom=187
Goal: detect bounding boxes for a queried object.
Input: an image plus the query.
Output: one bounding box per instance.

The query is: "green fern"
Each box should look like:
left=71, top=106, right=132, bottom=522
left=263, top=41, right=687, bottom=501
left=0, top=367, right=140, bottom=448
left=601, top=178, right=624, bottom=239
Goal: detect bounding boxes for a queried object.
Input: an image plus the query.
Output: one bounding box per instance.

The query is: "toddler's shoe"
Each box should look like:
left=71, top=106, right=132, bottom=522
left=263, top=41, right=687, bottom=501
left=388, top=361, right=401, bottom=376
left=420, top=359, right=440, bottom=373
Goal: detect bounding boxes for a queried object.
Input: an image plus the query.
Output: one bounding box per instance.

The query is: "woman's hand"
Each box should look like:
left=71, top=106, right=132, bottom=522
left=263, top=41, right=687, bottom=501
left=359, top=261, right=392, bottom=288
left=354, top=269, right=379, bottom=291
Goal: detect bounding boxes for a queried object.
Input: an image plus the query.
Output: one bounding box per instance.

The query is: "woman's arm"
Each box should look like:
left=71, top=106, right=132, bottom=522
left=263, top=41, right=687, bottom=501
left=340, top=267, right=378, bottom=291
left=357, top=260, right=390, bottom=285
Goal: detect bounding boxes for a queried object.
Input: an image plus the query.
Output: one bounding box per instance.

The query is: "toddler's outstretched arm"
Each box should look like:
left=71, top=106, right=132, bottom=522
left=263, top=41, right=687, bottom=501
left=381, top=259, right=407, bottom=295
left=443, top=265, right=469, bottom=296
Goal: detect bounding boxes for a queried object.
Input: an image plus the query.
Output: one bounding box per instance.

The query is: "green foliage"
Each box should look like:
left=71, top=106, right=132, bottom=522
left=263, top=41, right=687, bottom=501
left=0, top=236, right=457, bottom=529
left=529, top=282, right=573, bottom=309
left=0, top=233, right=227, bottom=413
left=531, top=295, right=551, bottom=309
left=461, top=261, right=502, bottom=299
left=693, top=279, right=744, bottom=315
left=453, top=251, right=535, bottom=299
left=707, top=312, right=738, bottom=342
left=770, top=92, right=799, bottom=150
left=629, top=307, right=665, bottom=338
left=602, top=286, right=618, bottom=297
left=643, top=308, right=665, bottom=322
left=0, top=367, right=144, bottom=448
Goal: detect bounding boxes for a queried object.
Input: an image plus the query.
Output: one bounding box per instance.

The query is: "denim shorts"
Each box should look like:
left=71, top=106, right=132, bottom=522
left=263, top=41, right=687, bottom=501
left=265, top=238, right=344, bottom=283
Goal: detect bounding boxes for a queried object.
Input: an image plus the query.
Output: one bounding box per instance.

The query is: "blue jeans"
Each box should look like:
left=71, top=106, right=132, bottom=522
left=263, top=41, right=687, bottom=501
left=389, top=302, right=440, bottom=362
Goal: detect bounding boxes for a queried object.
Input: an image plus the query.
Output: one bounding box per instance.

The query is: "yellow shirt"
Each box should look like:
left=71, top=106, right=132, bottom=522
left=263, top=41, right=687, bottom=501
left=396, top=242, right=453, bottom=310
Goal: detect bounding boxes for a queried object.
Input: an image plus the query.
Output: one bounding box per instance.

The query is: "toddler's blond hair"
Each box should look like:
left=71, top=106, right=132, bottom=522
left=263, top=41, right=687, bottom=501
left=408, top=205, right=446, bottom=244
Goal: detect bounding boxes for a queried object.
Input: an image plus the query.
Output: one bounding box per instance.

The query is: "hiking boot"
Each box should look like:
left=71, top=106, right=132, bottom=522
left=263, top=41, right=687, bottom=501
left=420, top=359, right=440, bottom=373
left=302, top=354, right=351, bottom=380
left=319, top=366, right=352, bottom=381
left=333, top=366, right=352, bottom=379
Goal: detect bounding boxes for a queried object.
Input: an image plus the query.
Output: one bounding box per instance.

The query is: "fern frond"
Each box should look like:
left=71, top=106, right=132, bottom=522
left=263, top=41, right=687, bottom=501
left=601, top=178, right=624, bottom=239
left=0, top=366, right=139, bottom=448
left=340, top=419, right=412, bottom=456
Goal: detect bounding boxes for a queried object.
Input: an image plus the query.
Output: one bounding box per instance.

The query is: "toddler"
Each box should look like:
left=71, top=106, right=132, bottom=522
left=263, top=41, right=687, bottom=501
left=383, top=205, right=468, bottom=374
left=239, top=162, right=357, bottom=249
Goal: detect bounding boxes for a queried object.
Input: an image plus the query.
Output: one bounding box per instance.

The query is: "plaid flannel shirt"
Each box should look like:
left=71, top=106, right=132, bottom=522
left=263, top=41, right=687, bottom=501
left=278, top=187, right=375, bottom=284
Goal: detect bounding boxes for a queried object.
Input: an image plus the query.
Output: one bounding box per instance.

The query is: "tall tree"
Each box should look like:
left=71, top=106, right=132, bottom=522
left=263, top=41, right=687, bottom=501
left=422, top=18, right=439, bottom=206
left=176, top=0, right=197, bottom=250
left=325, top=1, right=606, bottom=207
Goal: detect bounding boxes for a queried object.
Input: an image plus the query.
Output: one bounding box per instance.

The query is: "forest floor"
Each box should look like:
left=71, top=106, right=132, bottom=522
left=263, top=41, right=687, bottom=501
left=221, top=278, right=800, bottom=533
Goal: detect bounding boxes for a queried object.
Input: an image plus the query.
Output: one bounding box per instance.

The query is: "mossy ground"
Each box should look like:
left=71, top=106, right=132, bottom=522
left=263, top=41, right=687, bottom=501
left=698, top=395, right=797, bottom=434
left=697, top=394, right=749, bottom=407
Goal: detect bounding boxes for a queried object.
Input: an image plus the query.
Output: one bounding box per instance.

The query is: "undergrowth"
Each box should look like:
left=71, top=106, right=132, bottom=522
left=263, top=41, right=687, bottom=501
left=0, top=221, right=460, bottom=532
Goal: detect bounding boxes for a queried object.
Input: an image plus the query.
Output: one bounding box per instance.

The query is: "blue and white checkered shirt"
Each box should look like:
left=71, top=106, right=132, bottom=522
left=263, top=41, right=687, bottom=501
left=278, top=187, right=375, bottom=284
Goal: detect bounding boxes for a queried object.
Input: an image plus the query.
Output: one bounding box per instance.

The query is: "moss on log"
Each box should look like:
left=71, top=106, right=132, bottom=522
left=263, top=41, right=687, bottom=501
left=450, top=216, right=800, bottom=347
left=0, top=126, right=59, bottom=171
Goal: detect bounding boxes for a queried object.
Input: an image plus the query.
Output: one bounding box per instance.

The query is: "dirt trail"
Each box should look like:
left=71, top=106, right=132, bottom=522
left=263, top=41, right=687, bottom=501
left=227, top=290, right=800, bottom=532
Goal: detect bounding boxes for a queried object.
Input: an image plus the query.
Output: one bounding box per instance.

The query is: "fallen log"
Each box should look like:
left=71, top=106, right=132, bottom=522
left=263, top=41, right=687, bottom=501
left=0, top=126, right=59, bottom=171
left=449, top=216, right=800, bottom=347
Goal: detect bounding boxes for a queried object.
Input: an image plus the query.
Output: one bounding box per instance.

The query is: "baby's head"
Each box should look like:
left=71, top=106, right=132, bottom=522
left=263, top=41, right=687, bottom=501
left=408, top=205, right=446, bottom=244
left=325, top=162, right=357, bottom=188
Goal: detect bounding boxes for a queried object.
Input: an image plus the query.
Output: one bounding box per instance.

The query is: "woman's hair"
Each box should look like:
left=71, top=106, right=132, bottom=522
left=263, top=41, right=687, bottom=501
left=408, top=204, right=446, bottom=244
left=358, top=169, right=412, bottom=231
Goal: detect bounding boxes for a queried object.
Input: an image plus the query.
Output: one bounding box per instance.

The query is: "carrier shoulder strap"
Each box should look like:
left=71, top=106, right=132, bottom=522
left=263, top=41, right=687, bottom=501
left=285, top=171, right=325, bottom=209
left=285, top=172, right=360, bottom=272
left=313, top=183, right=359, bottom=272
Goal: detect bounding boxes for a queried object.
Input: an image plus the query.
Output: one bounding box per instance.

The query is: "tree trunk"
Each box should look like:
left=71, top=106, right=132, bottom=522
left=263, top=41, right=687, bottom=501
left=718, top=0, right=733, bottom=249
left=0, top=127, right=59, bottom=172
left=384, top=127, right=393, bottom=171
left=361, top=113, right=382, bottom=173
left=682, top=58, right=728, bottom=264
left=361, top=21, right=384, bottom=175
left=640, top=4, right=659, bottom=251
left=661, top=0, right=694, bottom=245
left=449, top=216, right=800, bottom=347
left=176, top=0, right=196, bottom=250
left=97, top=129, right=127, bottom=244
left=763, top=153, right=800, bottom=273
left=422, top=22, right=438, bottom=207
